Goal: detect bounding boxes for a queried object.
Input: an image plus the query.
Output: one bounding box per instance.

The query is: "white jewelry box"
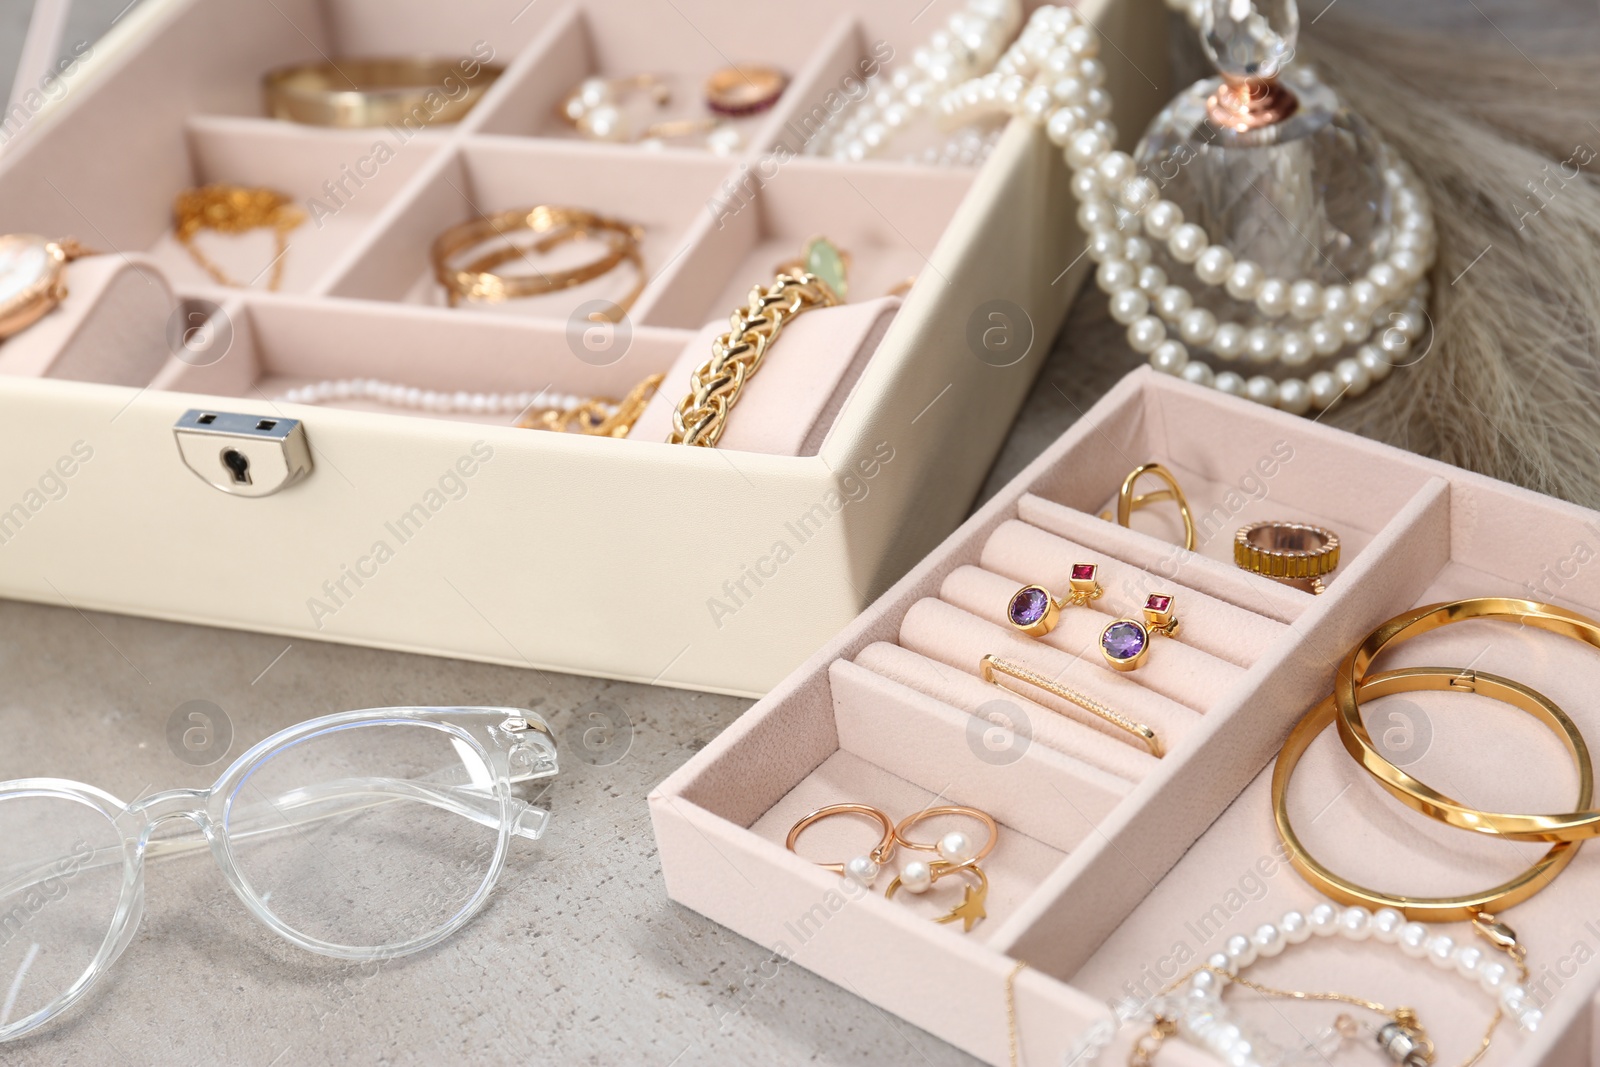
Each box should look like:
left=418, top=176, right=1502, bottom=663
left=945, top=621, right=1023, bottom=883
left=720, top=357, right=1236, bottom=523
left=0, top=0, right=1169, bottom=696
left=651, top=366, right=1600, bottom=1066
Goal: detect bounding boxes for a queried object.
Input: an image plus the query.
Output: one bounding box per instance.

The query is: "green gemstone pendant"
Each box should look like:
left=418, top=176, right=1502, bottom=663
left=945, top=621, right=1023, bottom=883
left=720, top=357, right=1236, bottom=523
left=803, top=236, right=848, bottom=301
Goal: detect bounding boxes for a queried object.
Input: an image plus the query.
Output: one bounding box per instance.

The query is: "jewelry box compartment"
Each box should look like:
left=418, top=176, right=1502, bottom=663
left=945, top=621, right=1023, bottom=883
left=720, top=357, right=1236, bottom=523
left=651, top=367, right=1467, bottom=1063
left=1052, top=470, right=1600, bottom=1067
left=0, top=0, right=1168, bottom=694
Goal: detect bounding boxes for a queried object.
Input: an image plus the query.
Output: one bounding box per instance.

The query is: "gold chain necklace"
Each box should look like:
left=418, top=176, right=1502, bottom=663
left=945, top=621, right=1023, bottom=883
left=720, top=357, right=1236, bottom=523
left=173, top=184, right=306, bottom=290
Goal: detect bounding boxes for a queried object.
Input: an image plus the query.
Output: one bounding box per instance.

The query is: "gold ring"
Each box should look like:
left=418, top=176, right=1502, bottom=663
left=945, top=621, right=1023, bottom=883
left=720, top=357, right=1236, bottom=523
left=264, top=57, right=503, bottom=128
left=893, top=805, right=998, bottom=865
left=979, top=654, right=1162, bottom=757
left=1006, top=564, right=1102, bottom=637
left=786, top=803, right=897, bottom=885
left=1273, top=667, right=1587, bottom=921
left=884, top=861, right=989, bottom=931
left=1102, top=463, right=1196, bottom=551
left=430, top=206, right=645, bottom=318
left=1235, top=520, right=1340, bottom=594
left=706, top=64, right=788, bottom=116
left=1334, top=598, right=1600, bottom=842
left=1098, top=593, right=1180, bottom=672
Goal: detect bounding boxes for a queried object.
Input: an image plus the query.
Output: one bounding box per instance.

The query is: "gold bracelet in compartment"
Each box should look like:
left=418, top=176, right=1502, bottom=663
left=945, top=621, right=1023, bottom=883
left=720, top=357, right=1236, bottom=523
left=430, top=206, right=645, bottom=318
left=264, top=56, right=504, bottom=128
left=979, top=654, right=1162, bottom=757
left=1234, top=520, right=1340, bottom=593
left=1334, top=597, right=1600, bottom=842
left=173, top=185, right=306, bottom=291
left=667, top=237, right=847, bottom=447
left=1274, top=666, right=1588, bottom=921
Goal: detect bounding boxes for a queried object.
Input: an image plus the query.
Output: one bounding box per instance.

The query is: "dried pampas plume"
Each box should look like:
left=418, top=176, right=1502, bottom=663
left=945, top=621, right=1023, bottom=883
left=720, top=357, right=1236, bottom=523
left=1302, top=20, right=1600, bottom=507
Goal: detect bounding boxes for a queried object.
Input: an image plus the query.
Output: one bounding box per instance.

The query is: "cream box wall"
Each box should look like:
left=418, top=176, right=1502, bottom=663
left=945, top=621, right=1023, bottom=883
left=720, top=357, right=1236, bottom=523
left=651, top=367, right=1600, bottom=1066
left=0, top=0, right=1170, bottom=696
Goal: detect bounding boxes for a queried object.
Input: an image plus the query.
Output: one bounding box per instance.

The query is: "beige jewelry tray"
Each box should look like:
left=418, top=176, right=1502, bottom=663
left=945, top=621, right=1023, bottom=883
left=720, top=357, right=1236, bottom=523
left=0, top=0, right=1168, bottom=695
left=651, top=367, right=1600, bottom=1066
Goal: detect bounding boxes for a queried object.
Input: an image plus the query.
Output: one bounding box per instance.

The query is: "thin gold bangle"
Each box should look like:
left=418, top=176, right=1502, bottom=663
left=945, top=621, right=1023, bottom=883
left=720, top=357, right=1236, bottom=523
left=264, top=57, right=504, bottom=128
left=1100, top=463, right=1196, bottom=551
left=1273, top=667, right=1588, bottom=921
left=430, top=206, right=645, bottom=317
left=1334, top=597, right=1600, bottom=842
left=979, top=654, right=1162, bottom=757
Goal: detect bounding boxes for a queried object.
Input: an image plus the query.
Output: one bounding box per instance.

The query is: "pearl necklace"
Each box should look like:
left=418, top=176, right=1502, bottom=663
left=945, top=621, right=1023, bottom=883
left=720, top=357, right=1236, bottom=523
left=937, top=6, right=1437, bottom=414
left=808, top=0, right=1022, bottom=162
left=279, top=379, right=589, bottom=417
left=1065, top=902, right=1538, bottom=1067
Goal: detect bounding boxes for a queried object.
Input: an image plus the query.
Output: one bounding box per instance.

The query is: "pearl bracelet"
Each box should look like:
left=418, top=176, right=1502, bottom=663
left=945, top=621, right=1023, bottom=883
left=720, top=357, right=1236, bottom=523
left=809, top=0, right=1021, bottom=162
left=279, top=379, right=586, bottom=417
left=1067, top=902, right=1537, bottom=1067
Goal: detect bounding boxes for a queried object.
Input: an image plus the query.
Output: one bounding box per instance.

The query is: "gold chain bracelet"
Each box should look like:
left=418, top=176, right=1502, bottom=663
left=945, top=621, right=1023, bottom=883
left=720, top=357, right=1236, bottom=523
left=173, top=184, right=306, bottom=291
left=667, top=237, right=846, bottom=447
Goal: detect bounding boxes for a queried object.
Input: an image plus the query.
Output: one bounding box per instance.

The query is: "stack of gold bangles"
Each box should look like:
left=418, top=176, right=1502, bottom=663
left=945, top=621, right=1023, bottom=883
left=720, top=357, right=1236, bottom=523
left=431, top=205, right=645, bottom=319
left=1272, top=595, right=1600, bottom=1034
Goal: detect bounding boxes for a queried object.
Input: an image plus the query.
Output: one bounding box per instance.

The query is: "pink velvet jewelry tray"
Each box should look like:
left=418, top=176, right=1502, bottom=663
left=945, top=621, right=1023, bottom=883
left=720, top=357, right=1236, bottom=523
left=651, top=366, right=1600, bottom=1066
left=0, top=0, right=1170, bottom=694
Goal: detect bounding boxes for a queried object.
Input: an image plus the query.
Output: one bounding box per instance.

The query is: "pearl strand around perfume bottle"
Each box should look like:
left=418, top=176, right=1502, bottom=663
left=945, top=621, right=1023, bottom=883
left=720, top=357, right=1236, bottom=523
left=935, top=5, right=1437, bottom=414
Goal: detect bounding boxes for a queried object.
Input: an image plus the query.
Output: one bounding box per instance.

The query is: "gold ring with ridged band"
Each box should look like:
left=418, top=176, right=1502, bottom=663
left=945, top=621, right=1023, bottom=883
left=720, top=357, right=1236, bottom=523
left=1274, top=666, right=1588, bottom=921
left=1100, top=463, right=1196, bottom=551
left=1334, top=597, right=1600, bottom=842
left=1234, top=520, right=1340, bottom=594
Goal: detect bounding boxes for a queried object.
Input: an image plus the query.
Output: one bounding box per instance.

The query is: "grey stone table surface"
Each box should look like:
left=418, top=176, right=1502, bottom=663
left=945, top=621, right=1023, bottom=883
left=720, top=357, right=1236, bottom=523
left=0, top=1, right=1593, bottom=1064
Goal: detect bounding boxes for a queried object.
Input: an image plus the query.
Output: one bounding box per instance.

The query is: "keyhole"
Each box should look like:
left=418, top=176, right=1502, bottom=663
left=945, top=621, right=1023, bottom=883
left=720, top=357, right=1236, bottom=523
left=222, top=448, right=252, bottom=485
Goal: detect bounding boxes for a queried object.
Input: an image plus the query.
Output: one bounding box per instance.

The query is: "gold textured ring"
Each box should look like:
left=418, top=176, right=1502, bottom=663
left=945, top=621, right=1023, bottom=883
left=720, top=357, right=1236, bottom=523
left=979, top=654, right=1162, bottom=757
left=1274, top=667, right=1587, bottom=921
left=786, top=803, right=897, bottom=886
left=893, top=805, right=998, bottom=866
left=1006, top=563, right=1102, bottom=637
left=264, top=57, right=504, bottom=128
left=1334, top=597, right=1600, bottom=842
left=1102, top=463, right=1196, bottom=551
left=706, top=64, right=789, bottom=116
left=431, top=206, right=645, bottom=319
left=1234, top=520, right=1340, bottom=594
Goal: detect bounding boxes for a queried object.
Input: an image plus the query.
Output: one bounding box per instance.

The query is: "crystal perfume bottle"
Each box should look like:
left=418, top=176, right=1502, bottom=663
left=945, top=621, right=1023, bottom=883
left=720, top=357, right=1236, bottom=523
left=1134, top=0, right=1393, bottom=290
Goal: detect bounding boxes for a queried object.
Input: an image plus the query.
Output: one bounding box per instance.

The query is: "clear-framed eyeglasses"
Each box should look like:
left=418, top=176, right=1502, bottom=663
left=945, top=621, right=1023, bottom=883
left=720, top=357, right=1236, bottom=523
left=0, top=706, right=559, bottom=1042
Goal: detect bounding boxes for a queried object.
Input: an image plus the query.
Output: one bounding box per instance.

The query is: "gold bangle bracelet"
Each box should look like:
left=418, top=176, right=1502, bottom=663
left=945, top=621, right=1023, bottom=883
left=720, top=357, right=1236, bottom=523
left=979, top=654, right=1162, bottom=757
left=1274, top=667, right=1588, bottom=921
left=1334, top=597, right=1600, bottom=842
left=667, top=237, right=845, bottom=447
left=1100, top=463, right=1196, bottom=551
left=264, top=57, right=504, bottom=128
left=430, top=206, right=644, bottom=318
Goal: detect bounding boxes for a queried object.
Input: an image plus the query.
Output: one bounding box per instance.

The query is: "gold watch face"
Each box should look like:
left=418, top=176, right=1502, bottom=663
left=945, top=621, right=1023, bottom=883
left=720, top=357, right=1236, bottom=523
left=0, top=233, right=65, bottom=339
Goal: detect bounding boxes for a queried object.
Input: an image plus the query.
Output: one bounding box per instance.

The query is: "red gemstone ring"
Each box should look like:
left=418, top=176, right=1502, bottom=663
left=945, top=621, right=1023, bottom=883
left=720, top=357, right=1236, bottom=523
left=705, top=64, right=788, bottom=117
